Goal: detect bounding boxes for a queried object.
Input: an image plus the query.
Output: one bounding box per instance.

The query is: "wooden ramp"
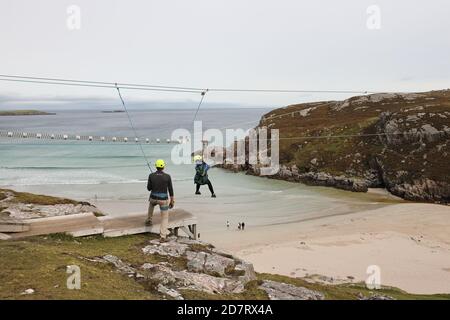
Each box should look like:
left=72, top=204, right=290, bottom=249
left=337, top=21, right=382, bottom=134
left=99, top=209, right=197, bottom=238
left=8, top=213, right=103, bottom=239
left=2, top=209, right=198, bottom=240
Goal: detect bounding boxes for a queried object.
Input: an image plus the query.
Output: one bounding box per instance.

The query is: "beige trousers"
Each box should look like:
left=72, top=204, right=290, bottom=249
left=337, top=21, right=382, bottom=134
left=148, top=199, right=170, bottom=238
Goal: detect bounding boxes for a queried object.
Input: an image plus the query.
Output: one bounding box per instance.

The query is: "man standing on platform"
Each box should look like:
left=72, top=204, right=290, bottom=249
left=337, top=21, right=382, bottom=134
left=146, top=159, right=174, bottom=241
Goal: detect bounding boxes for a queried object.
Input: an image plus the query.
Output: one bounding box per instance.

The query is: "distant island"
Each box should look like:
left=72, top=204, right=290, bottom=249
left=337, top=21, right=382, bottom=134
left=101, top=110, right=125, bottom=113
left=0, top=110, right=55, bottom=116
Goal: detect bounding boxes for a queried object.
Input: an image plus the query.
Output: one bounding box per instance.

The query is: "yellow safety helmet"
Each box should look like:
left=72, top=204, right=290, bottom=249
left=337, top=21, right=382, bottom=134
left=193, top=155, right=203, bottom=162
left=155, top=159, right=165, bottom=169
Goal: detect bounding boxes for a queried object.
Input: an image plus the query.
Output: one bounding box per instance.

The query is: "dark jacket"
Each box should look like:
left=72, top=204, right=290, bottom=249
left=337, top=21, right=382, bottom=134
left=147, top=170, right=174, bottom=200
left=194, top=162, right=210, bottom=185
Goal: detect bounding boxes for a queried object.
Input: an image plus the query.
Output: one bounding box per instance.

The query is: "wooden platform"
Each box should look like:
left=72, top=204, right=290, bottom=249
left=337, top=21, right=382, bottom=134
left=0, top=218, right=30, bottom=233
left=1, top=209, right=198, bottom=240
left=99, top=209, right=197, bottom=238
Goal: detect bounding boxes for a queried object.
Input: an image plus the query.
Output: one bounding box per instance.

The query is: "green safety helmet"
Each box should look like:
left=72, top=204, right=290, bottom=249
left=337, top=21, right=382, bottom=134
left=155, top=159, right=165, bottom=169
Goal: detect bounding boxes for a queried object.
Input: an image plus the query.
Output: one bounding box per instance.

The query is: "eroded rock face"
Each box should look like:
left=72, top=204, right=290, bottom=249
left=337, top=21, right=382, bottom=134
left=259, top=280, right=324, bottom=300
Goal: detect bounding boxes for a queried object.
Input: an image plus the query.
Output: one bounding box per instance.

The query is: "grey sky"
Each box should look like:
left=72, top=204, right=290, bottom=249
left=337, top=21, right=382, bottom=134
left=1, top=0, right=449, bottom=109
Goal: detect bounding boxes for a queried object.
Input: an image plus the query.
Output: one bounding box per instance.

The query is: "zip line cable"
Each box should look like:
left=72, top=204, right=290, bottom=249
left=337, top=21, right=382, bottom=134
left=192, top=90, right=208, bottom=122
left=115, top=84, right=152, bottom=172
left=0, top=77, right=202, bottom=94
left=209, top=88, right=371, bottom=94
left=0, top=74, right=405, bottom=95
left=0, top=74, right=205, bottom=92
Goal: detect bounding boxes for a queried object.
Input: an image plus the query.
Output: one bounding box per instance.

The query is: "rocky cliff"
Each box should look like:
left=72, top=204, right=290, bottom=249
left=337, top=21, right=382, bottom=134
left=221, top=90, right=450, bottom=203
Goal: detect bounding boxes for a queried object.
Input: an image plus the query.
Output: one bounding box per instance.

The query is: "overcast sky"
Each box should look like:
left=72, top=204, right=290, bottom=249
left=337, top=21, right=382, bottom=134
left=0, top=0, right=449, bottom=109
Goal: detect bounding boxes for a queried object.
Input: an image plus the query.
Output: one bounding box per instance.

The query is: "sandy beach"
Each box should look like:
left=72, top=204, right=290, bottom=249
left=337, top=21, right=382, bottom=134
left=230, top=203, right=450, bottom=295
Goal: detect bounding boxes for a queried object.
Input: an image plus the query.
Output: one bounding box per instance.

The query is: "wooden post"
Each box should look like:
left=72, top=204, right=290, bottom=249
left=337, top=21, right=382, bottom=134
left=192, top=224, right=197, bottom=240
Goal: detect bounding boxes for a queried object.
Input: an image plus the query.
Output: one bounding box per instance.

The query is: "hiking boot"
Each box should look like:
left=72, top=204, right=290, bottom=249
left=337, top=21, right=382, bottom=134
left=195, top=191, right=201, bottom=195
left=159, top=237, right=169, bottom=243
left=145, top=219, right=153, bottom=227
left=211, top=194, right=216, bottom=198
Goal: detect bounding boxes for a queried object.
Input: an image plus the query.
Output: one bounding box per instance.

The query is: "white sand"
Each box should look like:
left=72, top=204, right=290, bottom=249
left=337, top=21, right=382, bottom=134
left=231, top=203, right=450, bottom=294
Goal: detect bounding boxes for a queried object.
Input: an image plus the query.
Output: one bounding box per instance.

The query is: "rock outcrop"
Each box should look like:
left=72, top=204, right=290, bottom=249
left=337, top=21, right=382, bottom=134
left=259, top=280, right=324, bottom=300
left=95, top=236, right=328, bottom=300
left=0, top=189, right=103, bottom=219
left=218, top=90, right=450, bottom=203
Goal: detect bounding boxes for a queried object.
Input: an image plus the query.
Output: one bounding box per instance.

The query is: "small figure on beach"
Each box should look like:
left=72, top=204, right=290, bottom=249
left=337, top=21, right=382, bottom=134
left=193, top=155, right=216, bottom=198
left=238, top=223, right=241, bottom=230
left=227, top=220, right=230, bottom=229
left=146, top=159, right=175, bottom=241
left=241, top=222, right=245, bottom=230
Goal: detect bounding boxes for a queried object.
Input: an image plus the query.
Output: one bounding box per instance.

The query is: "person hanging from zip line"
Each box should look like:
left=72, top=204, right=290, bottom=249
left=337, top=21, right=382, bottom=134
left=146, top=159, right=174, bottom=241
left=193, top=155, right=216, bottom=198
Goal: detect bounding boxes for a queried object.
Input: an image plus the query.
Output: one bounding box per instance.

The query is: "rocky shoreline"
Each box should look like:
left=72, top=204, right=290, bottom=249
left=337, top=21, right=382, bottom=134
left=218, top=90, right=450, bottom=204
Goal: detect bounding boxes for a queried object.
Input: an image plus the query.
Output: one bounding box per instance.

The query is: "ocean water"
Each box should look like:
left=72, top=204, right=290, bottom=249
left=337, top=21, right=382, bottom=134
left=0, top=108, right=267, bottom=186
left=0, top=108, right=401, bottom=232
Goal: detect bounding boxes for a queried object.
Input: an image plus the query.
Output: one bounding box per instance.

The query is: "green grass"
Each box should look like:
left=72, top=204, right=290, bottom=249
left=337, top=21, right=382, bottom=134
left=0, top=235, right=448, bottom=300
left=0, top=188, right=79, bottom=206
left=0, top=234, right=162, bottom=299
left=258, top=273, right=450, bottom=300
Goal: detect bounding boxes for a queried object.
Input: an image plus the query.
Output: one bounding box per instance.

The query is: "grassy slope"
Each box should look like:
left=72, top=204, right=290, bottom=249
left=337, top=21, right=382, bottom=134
left=260, top=91, right=450, bottom=182
left=0, top=234, right=448, bottom=300
left=0, top=188, right=78, bottom=206
left=0, top=189, right=104, bottom=217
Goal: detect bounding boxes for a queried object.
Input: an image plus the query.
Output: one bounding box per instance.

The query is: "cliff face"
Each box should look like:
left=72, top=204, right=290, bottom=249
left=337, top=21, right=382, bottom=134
left=222, top=90, right=450, bottom=203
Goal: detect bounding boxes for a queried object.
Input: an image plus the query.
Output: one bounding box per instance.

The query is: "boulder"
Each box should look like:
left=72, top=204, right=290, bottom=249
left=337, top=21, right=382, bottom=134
left=234, top=261, right=257, bottom=283
left=142, top=241, right=189, bottom=257
left=186, top=250, right=235, bottom=277
left=143, top=263, right=245, bottom=294
left=259, top=280, right=324, bottom=300
left=157, top=284, right=184, bottom=300
left=102, top=255, right=140, bottom=276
